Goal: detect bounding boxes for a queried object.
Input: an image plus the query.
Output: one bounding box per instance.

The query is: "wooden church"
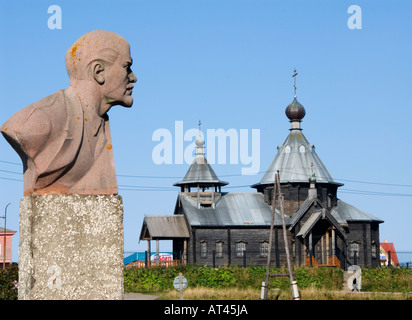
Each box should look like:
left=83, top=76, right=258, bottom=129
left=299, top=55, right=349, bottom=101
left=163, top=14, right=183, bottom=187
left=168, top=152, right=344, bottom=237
left=140, top=75, right=383, bottom=269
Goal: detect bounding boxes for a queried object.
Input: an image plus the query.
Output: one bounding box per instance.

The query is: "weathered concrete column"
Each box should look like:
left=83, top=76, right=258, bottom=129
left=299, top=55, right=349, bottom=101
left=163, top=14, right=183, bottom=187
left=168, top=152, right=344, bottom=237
left=18, top=194, right=124, bottom=300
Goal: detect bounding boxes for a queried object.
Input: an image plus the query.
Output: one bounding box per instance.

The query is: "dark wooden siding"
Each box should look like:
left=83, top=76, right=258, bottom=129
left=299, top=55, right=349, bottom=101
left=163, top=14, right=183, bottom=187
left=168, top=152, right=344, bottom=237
left=186, top=227, right=296, bottom=267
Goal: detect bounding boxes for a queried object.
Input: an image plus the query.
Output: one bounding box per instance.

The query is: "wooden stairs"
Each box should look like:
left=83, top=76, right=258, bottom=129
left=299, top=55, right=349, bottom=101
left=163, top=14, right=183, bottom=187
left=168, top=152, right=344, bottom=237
left=305, top=255, right=341, bottom=267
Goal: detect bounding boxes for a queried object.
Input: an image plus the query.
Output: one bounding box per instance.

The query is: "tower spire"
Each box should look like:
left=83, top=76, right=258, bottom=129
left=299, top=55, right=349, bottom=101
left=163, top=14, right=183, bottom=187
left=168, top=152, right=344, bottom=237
left=195, top=120, right=205, bottom=157
left=285, top=68, right=305, bottom=130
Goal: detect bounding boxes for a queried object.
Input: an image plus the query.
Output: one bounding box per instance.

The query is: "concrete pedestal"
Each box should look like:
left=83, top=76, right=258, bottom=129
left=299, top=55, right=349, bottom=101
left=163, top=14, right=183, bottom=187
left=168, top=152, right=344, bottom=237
left=18, top=194, right=124, bottom=300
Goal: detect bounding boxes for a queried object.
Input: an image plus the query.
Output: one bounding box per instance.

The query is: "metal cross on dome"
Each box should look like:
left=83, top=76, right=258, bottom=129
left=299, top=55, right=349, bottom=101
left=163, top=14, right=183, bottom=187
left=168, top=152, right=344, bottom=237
left=292, top=68, right=298, bottom=98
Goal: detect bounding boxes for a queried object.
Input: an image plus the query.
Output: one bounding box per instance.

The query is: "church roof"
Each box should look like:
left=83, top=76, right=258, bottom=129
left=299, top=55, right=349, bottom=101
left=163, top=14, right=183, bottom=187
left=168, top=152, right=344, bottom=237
left=331, top=200, right=384, bottom=224
left=174, top=156, right=228, bottom=187
left=177, top=192, right=290, bottom=227
left=255, top=128, right=341, bottom=186
left=139, top=215, right=190, bottom=240
left=174, top=126, right=228, bottom=187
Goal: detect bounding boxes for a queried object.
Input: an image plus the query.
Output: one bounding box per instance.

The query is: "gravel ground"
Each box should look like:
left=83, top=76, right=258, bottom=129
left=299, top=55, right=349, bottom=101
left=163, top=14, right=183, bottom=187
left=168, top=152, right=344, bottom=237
left=123, top=292, right=159, bottom=300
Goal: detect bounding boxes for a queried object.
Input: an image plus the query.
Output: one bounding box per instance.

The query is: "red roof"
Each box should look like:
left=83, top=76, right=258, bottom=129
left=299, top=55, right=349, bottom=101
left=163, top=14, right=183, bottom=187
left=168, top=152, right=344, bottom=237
left=380, top=242, right=399, bottom=265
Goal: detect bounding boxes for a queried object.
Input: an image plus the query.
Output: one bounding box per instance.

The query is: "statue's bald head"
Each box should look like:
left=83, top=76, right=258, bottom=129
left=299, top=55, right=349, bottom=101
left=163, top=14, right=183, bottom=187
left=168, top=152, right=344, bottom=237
left=65, top=30, right=129, bottom=81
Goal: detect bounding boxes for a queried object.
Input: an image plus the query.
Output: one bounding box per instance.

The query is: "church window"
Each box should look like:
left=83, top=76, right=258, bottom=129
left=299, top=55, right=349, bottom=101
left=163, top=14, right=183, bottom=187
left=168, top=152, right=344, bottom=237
left=284, top=145, right=291, bottom=153
left=349, top=242, right=360, bottom=258
left=371, top=241, right=377, bottom=259
left=216, top=241, right=223, bottom=258
left=259, top=241, right=269, bottom=257
left=327, top=194, right=332, bottom=209
left=200, top=241, right=207, bottom=258
left=236, top=241, right=246, bottom=257
left=299, top=145, right=305, bottom=153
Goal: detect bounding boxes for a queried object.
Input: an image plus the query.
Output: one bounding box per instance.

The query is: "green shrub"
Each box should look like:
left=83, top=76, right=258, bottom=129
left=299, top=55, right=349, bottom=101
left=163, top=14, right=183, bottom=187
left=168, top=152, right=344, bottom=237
left=124, top=265, right=412, bottom=294
left=0, top=264, right=18, bottom=300
left=362, top=267, right=412, bottom=292
left=124, top=265, right=343, bottom=293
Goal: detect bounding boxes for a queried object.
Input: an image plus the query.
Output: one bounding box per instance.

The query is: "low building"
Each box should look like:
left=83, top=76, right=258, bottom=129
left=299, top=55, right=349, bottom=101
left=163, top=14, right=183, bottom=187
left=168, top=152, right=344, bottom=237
left=380, top=240, right=399, bottom=266
left=0, top=227, right=16, bottom=268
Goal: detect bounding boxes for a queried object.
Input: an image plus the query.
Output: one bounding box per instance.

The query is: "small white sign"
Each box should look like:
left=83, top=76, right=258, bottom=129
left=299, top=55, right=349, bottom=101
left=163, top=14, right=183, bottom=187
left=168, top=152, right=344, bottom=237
left=173, top=275, right=188, bottom=290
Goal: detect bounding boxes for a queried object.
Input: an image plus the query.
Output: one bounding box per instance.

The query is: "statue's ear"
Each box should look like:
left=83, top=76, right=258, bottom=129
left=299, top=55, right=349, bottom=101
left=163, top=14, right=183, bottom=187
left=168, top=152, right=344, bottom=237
left=92, top=61, right=105, bottom=85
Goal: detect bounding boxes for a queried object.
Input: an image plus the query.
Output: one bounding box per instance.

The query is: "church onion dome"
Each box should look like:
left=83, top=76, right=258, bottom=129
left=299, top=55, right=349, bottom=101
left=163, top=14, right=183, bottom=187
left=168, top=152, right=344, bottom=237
left=309, top=172, right=317, bottom=183
left=195, top=136, right=204, bottom=147
left=285, top=97, right=306, bottom=123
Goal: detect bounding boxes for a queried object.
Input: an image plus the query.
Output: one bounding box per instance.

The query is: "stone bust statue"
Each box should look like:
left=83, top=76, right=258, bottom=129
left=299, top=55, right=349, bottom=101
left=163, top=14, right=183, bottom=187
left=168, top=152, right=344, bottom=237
left=0, top=30, right=137, bottom=195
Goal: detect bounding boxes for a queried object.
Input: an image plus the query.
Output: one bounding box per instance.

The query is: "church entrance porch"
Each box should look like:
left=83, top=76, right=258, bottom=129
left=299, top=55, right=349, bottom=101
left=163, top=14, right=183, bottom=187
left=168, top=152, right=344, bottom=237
left=303, top=220, right=343, bottom=267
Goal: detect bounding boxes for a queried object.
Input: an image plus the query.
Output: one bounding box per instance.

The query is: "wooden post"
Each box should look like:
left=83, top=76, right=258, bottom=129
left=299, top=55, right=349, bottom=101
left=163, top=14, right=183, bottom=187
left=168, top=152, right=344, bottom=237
left=227, top=228, right=231, bottom=266
left=156, top=239, right=160, bottom=266
left=192, top=228, right=196, bottom=264
left=179, top=273, right=184, bottom=300
left=388, top=251, right=391, bottom=267
left=309, top=230, right=313, bottom=267
left=212, top=250, right=216, bottom=267
left=326, top=230, right=330, bottom=265
left=263, top=174, right=277, bottom=300
left=276, top=171, right=300, bottom=300
left=275, top=229, right=280, bottom=268
left=183, top=239, right=187, bottom=265
left=321, top=236, right=324, bottom=264
left=148, top=240, right=151, bottom=267
left=332, top=228, right=336, bottom=265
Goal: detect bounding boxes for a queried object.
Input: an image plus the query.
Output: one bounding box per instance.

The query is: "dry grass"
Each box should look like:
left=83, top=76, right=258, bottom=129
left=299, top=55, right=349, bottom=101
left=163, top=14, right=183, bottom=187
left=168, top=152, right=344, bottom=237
left=159, top=286, right=412, bottom=300
left=161, top=287, right=262, bottom=300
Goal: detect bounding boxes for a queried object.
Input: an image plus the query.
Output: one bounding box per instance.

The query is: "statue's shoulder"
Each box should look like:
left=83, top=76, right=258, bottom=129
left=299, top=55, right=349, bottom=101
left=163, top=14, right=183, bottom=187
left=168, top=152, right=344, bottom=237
left=1, top=90, right=67, bottom=142
left=25, top=89, right=67, bottom=119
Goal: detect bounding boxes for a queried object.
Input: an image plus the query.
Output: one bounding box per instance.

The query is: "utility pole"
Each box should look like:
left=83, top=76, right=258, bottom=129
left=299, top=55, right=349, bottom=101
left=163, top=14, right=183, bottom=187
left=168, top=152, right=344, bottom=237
left=276, top=172, right=300, bottom=300
left=1, top=203, right=10, bottom=270
left=261, top=174, right=277, bottom=300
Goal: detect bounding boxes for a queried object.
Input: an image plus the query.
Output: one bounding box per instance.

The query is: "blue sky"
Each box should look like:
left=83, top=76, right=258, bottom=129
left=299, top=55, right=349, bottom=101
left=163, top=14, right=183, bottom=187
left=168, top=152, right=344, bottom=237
left=0, top=0, right=411, bottom=262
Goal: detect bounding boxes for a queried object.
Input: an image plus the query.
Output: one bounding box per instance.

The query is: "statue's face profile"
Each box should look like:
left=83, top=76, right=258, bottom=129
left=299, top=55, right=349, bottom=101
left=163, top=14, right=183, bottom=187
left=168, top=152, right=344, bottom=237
left=102, top=42, right=137, bottom=108
left=65, top=30, right=138, bottom=112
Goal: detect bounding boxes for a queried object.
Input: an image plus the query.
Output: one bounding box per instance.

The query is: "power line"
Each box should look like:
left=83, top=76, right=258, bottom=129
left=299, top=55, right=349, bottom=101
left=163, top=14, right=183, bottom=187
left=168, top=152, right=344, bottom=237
left=2, top=174, right=412, bottom=197
left=335, top=178, right=412, bottom=188
left=340, top=189, right=412, bottom=197
left=0, top=160, right=21, bottom=166
left=1, top=158, right=411, bottom=188
left=0, top=169, right=22, bottom=175
left=1, top=159, right=412, bottom=196
left=0, top=176, right=22, bottom=182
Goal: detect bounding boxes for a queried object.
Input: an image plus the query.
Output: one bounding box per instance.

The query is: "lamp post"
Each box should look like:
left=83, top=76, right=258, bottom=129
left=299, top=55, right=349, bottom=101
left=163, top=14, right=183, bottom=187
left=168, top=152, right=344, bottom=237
left=1, top=203, right=10, bottom=270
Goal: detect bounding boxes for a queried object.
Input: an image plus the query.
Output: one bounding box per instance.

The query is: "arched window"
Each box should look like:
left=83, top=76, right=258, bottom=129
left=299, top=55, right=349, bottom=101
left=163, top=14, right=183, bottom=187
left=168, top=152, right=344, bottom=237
left=327, top=193, right=332, bottom=209
left=259, top=241, right=269, bottom=257
left=200, top=240, right=207, bottom=259
left=349, top=242, right=360, bottom=258
left=216, top=241, right=223, bottom=259
left=236, top=241, right=246, bottom=257
left=299, top=145, right=305, bottom=153
left=284, top=145, right=291, bottom=153
left=371, top=241, right=377, bottom=259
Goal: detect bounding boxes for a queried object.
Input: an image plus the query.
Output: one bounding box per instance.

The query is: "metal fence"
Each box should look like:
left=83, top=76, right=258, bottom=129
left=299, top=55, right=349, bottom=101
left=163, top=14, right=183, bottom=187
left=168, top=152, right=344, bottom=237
left=396, top=251, right=412, bottom=268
